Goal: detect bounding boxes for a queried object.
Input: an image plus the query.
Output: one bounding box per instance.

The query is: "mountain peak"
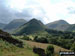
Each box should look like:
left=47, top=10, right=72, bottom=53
left=58, top=20, right=66, bottom=21
left=29, top=18, right=39, bottom=22
left=14, top=18, right=45, bottom=35
left=11, top=19, right=26, bottom=23
left=31, top=18, right=37, bottom=20
left=3, top=19, right=27, bottom=32
left=47, top=20, right=69, bottom=25
left=46, top=20, right=70, bottom=31
left=27, top=18, right=43, bottom=25
left=56, top=20, right=69, bottom=24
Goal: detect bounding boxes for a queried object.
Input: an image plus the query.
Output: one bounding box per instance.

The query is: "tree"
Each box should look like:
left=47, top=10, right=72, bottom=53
left=33, top=46, right=46, bottom=56
left=34, top=36, right=48, bottom=43
left=22, top=35, right=31, bottom=40
left=71, top=42, right=75, bottom=51
left=46, top=50, right=52, bottom=56
left=46, top=45, right=54, bottom=56
left=34, top=36, right=38, bottom=41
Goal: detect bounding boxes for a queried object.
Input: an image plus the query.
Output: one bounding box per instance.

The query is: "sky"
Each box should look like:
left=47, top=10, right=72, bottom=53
left=0, top=0, right=75, bottom=24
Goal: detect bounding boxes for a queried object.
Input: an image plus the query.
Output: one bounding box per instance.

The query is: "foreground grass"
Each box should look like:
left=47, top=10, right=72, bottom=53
left=0, top=39, right=38, bottom=56
left=1, top=48, right=38, bottom=56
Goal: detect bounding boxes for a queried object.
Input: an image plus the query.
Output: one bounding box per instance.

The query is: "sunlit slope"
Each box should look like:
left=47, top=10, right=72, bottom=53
left=26, top=41, right=70, bottom=53
left=0, top=40, right=38, bottom=56
left=0, top=29, right=38, bottom=56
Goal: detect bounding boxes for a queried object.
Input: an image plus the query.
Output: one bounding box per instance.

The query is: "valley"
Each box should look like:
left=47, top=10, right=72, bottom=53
left=0, top=0, right=75, bottom=56
left=0, top=18, right=75, bottom=56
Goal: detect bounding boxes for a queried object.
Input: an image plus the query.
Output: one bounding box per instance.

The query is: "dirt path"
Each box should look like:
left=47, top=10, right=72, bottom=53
left=25, top=40, right=70, bottom=53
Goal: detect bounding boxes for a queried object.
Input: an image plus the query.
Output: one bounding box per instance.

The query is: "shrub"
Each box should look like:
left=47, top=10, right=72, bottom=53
left=71, top=42, right=75, bottom=51
left=33, top=47, right=46, bottom=56
left=46, top=45, right=54, bottom=56
left=34, top=36, right=38, bottom=41
left=22, top=36, right=31, bottom=40
left=0, top=34, right=23, bottom=48
left=34, top=36, right=48, bottom=43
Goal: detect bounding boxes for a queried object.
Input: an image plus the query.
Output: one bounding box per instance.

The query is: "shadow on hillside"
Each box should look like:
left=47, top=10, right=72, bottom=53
left=0, top=34, right=23, bottom=48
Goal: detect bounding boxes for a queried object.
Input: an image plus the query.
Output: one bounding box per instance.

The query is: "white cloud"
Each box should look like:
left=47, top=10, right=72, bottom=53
left=36, top=0, right=75, bottom=24
left=1, top=0, right=75, bottom=24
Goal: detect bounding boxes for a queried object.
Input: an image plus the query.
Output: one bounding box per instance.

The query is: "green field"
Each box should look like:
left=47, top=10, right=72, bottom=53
left=0, top=35, right=72, bottom=56
left=13, top=36, right=71, bottom=56
left=0, top=39, right=38, bottom=56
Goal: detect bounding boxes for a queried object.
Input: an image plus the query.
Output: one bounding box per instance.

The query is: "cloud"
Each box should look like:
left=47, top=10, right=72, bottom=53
left=37, top=0, right=75, bottom=24
left=0, top=0, right=34, bottom=23
left=0, top=0, right=75, bottom=24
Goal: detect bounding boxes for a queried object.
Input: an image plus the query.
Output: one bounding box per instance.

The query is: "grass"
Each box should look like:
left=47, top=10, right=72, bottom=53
left=0, top=39, right=38, bottom=56
left=25, top=41, right=70, bottom=52
left=14, top=35, right=70, bottom=56
left=1, top=48, right=38, bottom=56
left=0, top=35, right=71, bottom=56
left=12, top=36, right=70, bottom=53
left=25, top=40, right=70, bottom=56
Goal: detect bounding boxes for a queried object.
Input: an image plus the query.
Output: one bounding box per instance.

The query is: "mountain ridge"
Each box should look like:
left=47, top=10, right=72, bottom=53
left=3, top=19, right=27, bottom=33
left=0, top=23, right=7, bottom=29
left=14, top=18, right=46, bottom=35
left=46, top=20, right=70, bottom=31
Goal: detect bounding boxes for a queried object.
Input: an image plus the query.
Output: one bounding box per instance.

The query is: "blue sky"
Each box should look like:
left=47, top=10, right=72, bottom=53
left=0, top=0, right=75, bottom=24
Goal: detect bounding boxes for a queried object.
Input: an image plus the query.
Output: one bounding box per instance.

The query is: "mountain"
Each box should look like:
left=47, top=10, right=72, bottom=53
left=66, top=24, right=75, bottom=32
left=14, top=18, right=45, bottom=35
left=3, top=19, right=27, bottom=33
left=46, top=20, right=70, bottom=31
left=0, top=23, right=6, bottom=29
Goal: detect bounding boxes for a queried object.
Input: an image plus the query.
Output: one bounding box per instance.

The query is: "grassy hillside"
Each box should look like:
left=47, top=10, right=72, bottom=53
left=0, top=29, right=72, bottom=56
left=12, top=36, right=71, bottom=56
left=0, top=40, right=38, bottom=56
left=46, top=20, right=70, bottom=31
left=14, top=19, right=46, bottom=35
left=0, top=35, right=70, bottom=56
left=25, top=41, right=70, bottom=52
left=46, top=20, right=75, bottom=32
left=0, top=18, right=74, bottom=56
left=3, top=19, right=26, bottom=33
left=0, top=29, right=38, bottom=56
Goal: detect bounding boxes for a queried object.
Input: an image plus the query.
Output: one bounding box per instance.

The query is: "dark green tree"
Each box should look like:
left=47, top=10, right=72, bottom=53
left=46, top=45, right=54, bottom=56
left=71, top=42, right=75, bottom=51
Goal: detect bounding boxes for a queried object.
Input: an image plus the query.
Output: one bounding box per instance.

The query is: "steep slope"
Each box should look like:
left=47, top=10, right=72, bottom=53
left=46, top=20, right=70, bottom=31
left=0, top=29, right=24, bottom=47
left=3, top=19, right=27, bottom=32
left=0, top=30, right=38, bottom=56
left=0, top=29, right=11, bottom=37
left=0, top=23, right=6, bottom=29
left=14, top=18, right=45, bottom=35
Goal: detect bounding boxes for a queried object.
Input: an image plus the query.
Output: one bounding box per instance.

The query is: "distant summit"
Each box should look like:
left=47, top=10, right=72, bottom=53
left=0, top=23, right=6, bottom=29
left=46, top=20, right=70, bottom=31
left=3, top=19, right=27, bottom=33
left=47, top=20, right=69, bottom=25
left=11, top=19, right=26, bottom=23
